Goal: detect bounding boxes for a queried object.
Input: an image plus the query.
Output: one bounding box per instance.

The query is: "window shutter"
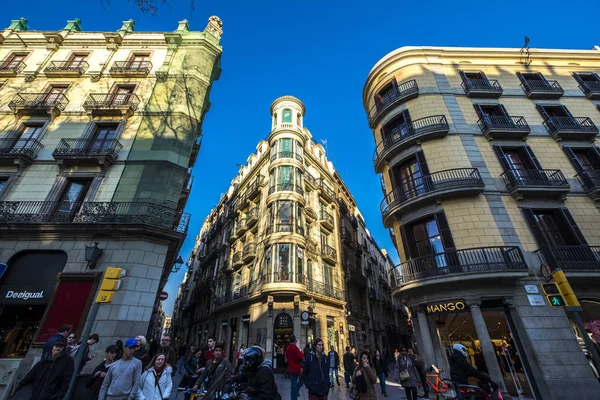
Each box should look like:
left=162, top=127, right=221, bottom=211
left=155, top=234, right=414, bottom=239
left=478, top=71, right=489, bottom=80
left=516, top=72, right=527, bottom=85
left=399, top=225, right=414, bottom=259
left=560, top=105, right=575, bottom=118
left=473, top=104, right=485, bottom=118
left=572, top=72, right=585, bottom=86
left=535, top=104, right=550, bottom=121
left=522, top=208, right=547, bottom=247
left=415, top=151, right=430, bottom=176
left=589, top=147, right=600, bottom=169
left=498, top=104, right=510, bottom=118
left=434, top=212, right=456, bottom=251
left=391, top=78, right=399, bottom=90
left=522, top=145, right=543, bottom=170
left=560, top=208, right=588, bottom=245
left=562, top=146, right=584, bottom=172
left=493, top=145, right=510, bottom=171
left=401, top=109, right=412, bottom=125
left=458, top=70, right=467, bottom=82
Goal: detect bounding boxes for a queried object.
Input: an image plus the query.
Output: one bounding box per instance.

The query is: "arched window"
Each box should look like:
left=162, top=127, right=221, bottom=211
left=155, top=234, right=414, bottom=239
left=282, top=108, right=292, bottom=123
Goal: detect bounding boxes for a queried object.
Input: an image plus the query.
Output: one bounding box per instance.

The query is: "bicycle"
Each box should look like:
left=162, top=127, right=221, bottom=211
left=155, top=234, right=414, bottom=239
left=425, top=365, right=457, bottom=399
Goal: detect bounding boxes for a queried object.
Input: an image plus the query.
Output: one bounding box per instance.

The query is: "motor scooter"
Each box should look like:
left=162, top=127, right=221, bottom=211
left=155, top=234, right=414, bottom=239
left=455, top=378, right=503, bottom=400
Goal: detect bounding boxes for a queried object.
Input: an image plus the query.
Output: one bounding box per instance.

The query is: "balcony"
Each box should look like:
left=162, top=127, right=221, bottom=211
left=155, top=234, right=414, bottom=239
left=8, top=93, right=69, bottom=119
left=109, top=61, right=152, bottom=77
left=367, top=80, right=419, bottom=127
left=521, top=79, right=564, bottom=99
left=266, top=223, right=305, bottom=236
left=461, top=78, right=503, bottom=98
left=242, top=243, right=257, bottom=263
left=0, top=201, right=190, bottom=236
left=189, top=136, right=202, bottom=168
left=305, top=173, right=319, bottom=189
left=268, top=183, right=304, bottom=196
left=578, top=80, right=600, bottom=100
left=536, top=246, right=600, bottom=271
left=83, top=93, right=140, bottom=118
left=373, top=115, right=450, bottom=173
left=341, top=227, right=353, bottom=244
left=270, top=151, right=303, bottom=163
left=576, top=170, right=600, bottom=201
left=0, top=138, right=43, bottom=165
left=236, top=218, right=248, bottom=236
left=246, top=208, right=259, bottom=227
left=52, top=138, right=122, bottom=166
left=381, top=168, right=484, bottom=228
left=246, top=176, right=264, bottom=199
left=319, top=182, right=335, bottom=202
left=477, top=116, right=530, bottom=140
left=542, top=117, right=598, bottom=141
left=501, top=169, right=570, bottom=199
left=305, top=277, right=344, bottom=301
left=44, top=60, right=89, bottom=77
left=232, top=251, right=244, bottom=268
left=319, top=210, right=335, bottom=231
left=396, top=246, right=527, bottom=285
left=0, top=60, right=26, bottom=77
left=182, top=171, right=194, bottom=196
left=227, top=229, right=238, bottom=243
left=321, top=244, right=337, bottom=264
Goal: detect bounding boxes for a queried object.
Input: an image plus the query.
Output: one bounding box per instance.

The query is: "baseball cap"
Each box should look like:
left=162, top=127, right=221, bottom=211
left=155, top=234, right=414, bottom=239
left=125, top=338, right=138, bottom=347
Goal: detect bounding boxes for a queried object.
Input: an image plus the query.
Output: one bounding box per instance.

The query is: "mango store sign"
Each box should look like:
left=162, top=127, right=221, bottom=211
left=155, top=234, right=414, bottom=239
left=426, top=301, right=466, bottom=313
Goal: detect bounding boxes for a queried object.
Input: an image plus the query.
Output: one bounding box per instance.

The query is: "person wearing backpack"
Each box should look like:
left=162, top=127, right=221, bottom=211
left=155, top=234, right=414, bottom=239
left=135, top=353, right=173, bottom=400
left=302, top=338, right=330, bottom=400
left=351, top=351, right=377, bottom=400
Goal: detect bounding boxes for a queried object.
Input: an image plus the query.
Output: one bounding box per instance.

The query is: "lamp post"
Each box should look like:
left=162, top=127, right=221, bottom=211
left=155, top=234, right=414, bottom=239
left=172, top=255, right=184, bottom=273
left=84, top=242, right=103, bottom=269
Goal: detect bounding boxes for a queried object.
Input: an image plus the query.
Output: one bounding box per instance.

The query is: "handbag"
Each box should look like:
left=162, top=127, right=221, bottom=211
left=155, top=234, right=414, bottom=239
left=399, top=369, right=410, bottom=382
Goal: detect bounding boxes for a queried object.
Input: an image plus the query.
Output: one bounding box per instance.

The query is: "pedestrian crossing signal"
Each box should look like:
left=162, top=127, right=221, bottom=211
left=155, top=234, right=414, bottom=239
left=548, top=295, right=566, bottom=307
left=541, top=283, right=566, bottom=307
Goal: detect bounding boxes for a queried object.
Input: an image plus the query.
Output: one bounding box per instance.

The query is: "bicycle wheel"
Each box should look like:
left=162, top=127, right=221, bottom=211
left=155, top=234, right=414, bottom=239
left=440, top=379, right=457, bottom=400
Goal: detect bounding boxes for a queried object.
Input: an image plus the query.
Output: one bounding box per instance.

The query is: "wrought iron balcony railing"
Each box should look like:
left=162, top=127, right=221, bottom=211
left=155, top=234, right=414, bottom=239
left=44, top=60, right=89, bottom=74
left=270, top=151, right=303, bottom=163
left=265, top=223, right=305, bottom=236
left=521, top=79, right=564, bottom=97
left=542, top=117, right=598, bottom=139
left=232, top=251, right=243, bottom=265
left=0, top=60, right=26, bottom=75
left=477, top=116, right=530, bottom=139
left=305, top=277, right=344, bottom=300
left=52, top=138, right=122, bottom=161
left=373, top=115, right=449, bottom=172
left=367, top=79, right=419, bottom=126
left=535, top=245, right=600, bottom=270
left=319, top=210, right=334, bottom=226
left=110, top=61, right=153, bottom=75
left=576, top=170, right=600, bottom=192
left=236, top=218, right=247, bottom=235
left=461, top=78, right=503, bottom=97
left=381, top=168, right=484, bottom=216
left=246, top=207, right=259, bottom=222
left=8, top=93, right=69, bottom=114
left=321, top=244, right=337, bottom=260
left=0, top=201, right=190, bottom=233
left=83, top=93, right=140, bottom=113
left=268, top=183, right=304, bottom=196
left=243, top=243, right=257, bottom=258
left=395, top=246, right=527, bottom=283
left=579, top=80, right=600, bottom=99
left=0, top=138, right=43, bottom=161
left=320, top=182, right=335, bottom=199
left=501, top=169, right=569, bottom=191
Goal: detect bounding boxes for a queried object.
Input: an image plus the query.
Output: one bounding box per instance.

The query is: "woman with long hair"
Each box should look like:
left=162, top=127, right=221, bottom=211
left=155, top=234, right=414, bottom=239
left=136, top=353, right=173, bottom=400
left=351, top=351, right=377, bottom=400
left=396, top=348, right=420, bottom=400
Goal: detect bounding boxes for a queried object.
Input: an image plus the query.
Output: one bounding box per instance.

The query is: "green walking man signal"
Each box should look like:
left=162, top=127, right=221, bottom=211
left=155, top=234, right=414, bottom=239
left=541, top=282, right=566, bottom=308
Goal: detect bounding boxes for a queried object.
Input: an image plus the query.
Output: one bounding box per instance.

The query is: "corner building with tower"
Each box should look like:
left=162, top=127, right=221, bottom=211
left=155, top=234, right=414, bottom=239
left=0, top=16, right=222, bottom=393
left=172, top=96, right=408, bottom=369
left=363, top=45, right=600, bottom=399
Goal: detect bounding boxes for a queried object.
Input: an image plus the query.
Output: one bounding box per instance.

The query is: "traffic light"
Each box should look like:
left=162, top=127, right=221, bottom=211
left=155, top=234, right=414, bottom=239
left=96, top=267, right=125, bottom=303
left=407, top=319, right=414, bottom=334
left=541, top=283, right=566, bottom=307
left=552, top=270, right=580, bottom=307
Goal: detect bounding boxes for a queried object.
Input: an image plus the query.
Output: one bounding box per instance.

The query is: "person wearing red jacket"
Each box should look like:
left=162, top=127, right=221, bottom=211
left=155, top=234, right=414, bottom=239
left=286, top=334, right=304, bottom=400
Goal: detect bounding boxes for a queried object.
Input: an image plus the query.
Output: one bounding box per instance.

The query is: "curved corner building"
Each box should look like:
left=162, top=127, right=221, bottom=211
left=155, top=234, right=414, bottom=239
left=362, top=46, right=600, bottom=399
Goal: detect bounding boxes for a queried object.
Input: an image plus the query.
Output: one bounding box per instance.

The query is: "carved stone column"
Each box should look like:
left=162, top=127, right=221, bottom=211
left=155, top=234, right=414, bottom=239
left=467, top=299, right=507, bottom=393
left=294, top=295, right=302, bottom=349
left=416, top=308, right=436, bottom=368
left=265, top=296, right=274, bottom=362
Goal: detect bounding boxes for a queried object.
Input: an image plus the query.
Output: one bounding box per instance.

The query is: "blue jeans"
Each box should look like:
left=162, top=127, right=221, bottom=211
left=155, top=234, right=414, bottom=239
left=379, top=372, right=387, bottom=394
left=344, top=371, right=352, bottom=388
left=290, top=373, right=304, bottom=400
left=329, top=367, right=339, bottom=386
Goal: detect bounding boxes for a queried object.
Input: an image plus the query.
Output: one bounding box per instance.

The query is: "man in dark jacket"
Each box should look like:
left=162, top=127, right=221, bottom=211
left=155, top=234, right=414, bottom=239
left=42, top=324, right=71, bottom=356
left=234, top=346, right=281, bottom=400
left=327, top=345, right=340, bottom=388
left=86, top=344, right=118, bottom=399
left=160, top=335, right=178, bottom=375
left=302, top=338, right=329, bottom=400
left=192, top=343, right=232, bottom=399
left=342, top=346, right=356, bottom=389
left=16, top=336, right=74, bottom=400
left=450, top=344, right=487, bottom=400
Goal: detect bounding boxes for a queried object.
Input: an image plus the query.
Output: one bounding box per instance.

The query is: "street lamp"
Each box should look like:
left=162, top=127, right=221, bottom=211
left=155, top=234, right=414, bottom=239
left=308, top=297, right=316, bottom=311
left=84, top=242, right=103, bottom=270
left=172, top=256, right=184, bottom=273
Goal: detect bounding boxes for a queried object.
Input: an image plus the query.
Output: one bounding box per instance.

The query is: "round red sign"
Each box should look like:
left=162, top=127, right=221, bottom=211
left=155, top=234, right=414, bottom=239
left=159, top=291, right=168, bottom=301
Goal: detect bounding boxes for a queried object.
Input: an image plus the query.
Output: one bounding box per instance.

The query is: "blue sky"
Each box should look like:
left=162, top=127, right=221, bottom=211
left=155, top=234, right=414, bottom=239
left=5, top=0, right=598, bottom=315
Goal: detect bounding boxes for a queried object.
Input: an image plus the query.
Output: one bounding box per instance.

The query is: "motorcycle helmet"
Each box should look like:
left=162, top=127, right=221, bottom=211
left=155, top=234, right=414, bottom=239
left=453, top=343, right=468, bottom=357
left=242, top=346, right=264, bottom=372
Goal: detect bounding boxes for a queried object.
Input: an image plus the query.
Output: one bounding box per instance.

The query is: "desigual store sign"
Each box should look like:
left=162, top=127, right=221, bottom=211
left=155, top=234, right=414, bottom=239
left=426, top=301, right=467, bottom=314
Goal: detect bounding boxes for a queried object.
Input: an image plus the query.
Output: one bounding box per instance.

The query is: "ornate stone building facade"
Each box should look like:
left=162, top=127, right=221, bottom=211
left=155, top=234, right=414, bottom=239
left=362, top=45, right=600, bottom=399
left=0, top=16, right=222, bottom=393
left=172, top=96, right=406, bottom=367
